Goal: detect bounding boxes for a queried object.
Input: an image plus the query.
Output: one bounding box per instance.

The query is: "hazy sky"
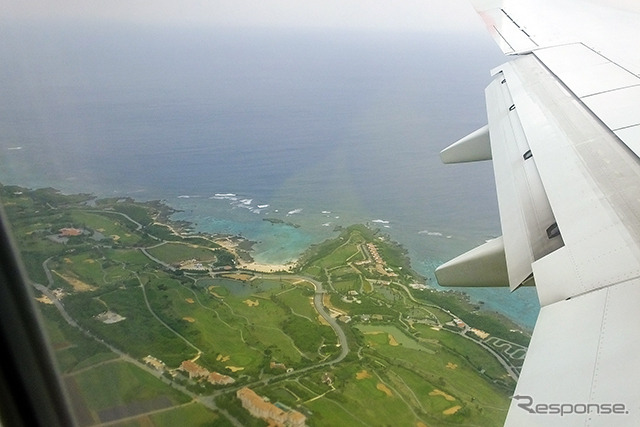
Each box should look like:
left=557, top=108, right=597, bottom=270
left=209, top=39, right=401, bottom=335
left=3, top=0, right=487, bottom=34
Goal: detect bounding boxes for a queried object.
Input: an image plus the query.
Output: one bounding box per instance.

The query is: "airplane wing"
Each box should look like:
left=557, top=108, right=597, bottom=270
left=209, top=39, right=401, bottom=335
left=436, top=0, right=640, bottom=425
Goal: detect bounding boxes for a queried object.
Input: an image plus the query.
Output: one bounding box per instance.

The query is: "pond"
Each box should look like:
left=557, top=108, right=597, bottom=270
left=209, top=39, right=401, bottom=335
left=196, top=277, right=283, bottom=297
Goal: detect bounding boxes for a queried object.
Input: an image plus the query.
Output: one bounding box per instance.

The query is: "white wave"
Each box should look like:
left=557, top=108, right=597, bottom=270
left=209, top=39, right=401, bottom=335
left=235, top=202, right=254, bottom=211
left=321, top=210, right=331, bottom=214
left=383, top=225, right=391, bottom=228
left=211, top=194, right=238, bottom=201
left=322, top=222, right=331, bottom=227
left=239, top=198, right=252, bottom=205
left=287, top=208, right=303, bottom=216
left=178, top=195, right=190, bottom=198
left=258, top=204, right=269, bottom=209
left=7, top=146, right=22, bottom=150
left=419, top=230, right=444, bottom=236
left=372, top=219, right=390, bottom=224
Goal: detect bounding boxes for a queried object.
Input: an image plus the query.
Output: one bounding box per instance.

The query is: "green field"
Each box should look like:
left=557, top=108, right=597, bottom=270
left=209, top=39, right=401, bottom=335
left=66, top=360, right=196, bottom=425
left=147, top=242, right=219, bottom=264
left=2, top=186, right=528, bottom=426
left=70, top=210, right=143, bottom=246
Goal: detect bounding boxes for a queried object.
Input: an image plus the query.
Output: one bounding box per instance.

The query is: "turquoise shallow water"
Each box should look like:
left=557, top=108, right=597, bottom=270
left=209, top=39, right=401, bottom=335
left=168, top=186, right=540, bottom=330
left=0, top=25, right=539, bottom=329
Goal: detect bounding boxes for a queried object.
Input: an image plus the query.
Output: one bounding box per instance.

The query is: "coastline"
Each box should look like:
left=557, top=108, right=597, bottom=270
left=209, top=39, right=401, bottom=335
left=211, top=236, right=295, bottom=273
left=237, top=261, right=295, bottom=273
left=0, top=183, right=537, bottom=330
left=163, top=202, right=539, bottom=331
left=4, top=184, right=520, bottom=426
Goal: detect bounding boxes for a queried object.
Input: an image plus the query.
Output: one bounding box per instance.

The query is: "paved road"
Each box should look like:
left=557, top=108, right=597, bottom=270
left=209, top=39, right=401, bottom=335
left=307, top=277, right=349, bottom=363
left=34, top=210, right=350, bottom=425
left=87, top=209, right=143, bottom=231
left=259, top=273, right=349, bottom=363
left=140, top=247, right=176, bottom=271
left=33, top=262, right=245, bottom=426
left=198, top=273, right=352, bottom=408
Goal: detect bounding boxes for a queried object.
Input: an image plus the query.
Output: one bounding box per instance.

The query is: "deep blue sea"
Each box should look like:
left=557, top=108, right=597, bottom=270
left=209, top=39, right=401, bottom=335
left=0, top=24, right=539, bottom=329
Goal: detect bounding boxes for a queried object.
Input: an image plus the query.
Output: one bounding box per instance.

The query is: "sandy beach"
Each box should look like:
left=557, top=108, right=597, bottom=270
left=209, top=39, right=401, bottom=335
left=214, top=237, right=295, bottom=273
left=237, top=261, right=294, bottom=273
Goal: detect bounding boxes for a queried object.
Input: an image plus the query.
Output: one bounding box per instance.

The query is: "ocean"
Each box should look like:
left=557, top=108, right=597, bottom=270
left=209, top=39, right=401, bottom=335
left=0, top=24, right=539, bottom=328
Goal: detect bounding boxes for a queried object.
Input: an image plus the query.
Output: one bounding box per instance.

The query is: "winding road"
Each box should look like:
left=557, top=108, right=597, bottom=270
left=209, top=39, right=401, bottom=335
left=254, top=273, right=349, bottom=364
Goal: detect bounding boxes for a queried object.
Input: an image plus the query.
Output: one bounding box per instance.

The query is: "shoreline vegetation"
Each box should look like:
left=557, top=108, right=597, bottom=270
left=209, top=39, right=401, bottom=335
left=2, top=183, right=530, bottom=426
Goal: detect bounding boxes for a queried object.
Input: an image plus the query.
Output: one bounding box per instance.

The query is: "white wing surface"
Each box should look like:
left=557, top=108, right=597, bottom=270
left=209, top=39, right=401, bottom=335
left=437, top=1, right=640, bottom=425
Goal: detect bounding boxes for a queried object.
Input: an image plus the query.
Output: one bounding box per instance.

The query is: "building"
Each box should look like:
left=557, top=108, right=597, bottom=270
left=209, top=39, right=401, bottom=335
left=270, top=361, right=287, bottom=371
left=338, top=315, right=352, bottom=323
left=180, top=360, right=209, bottom=379
left=143, top=355, right=165, bottom=371
left=366, top=243, right=382, bottom=263
left=453, top=318, right=467, bottom=328
left=207, top=371, right=235, bottom=385
left=237, top=387, right=306, bottom=427
left=59, top=227, right=83, bottom=237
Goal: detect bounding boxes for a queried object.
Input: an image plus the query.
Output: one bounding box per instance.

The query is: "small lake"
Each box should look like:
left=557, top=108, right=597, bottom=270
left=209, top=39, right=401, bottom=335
left=197, top=277, right=282, bottom=297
